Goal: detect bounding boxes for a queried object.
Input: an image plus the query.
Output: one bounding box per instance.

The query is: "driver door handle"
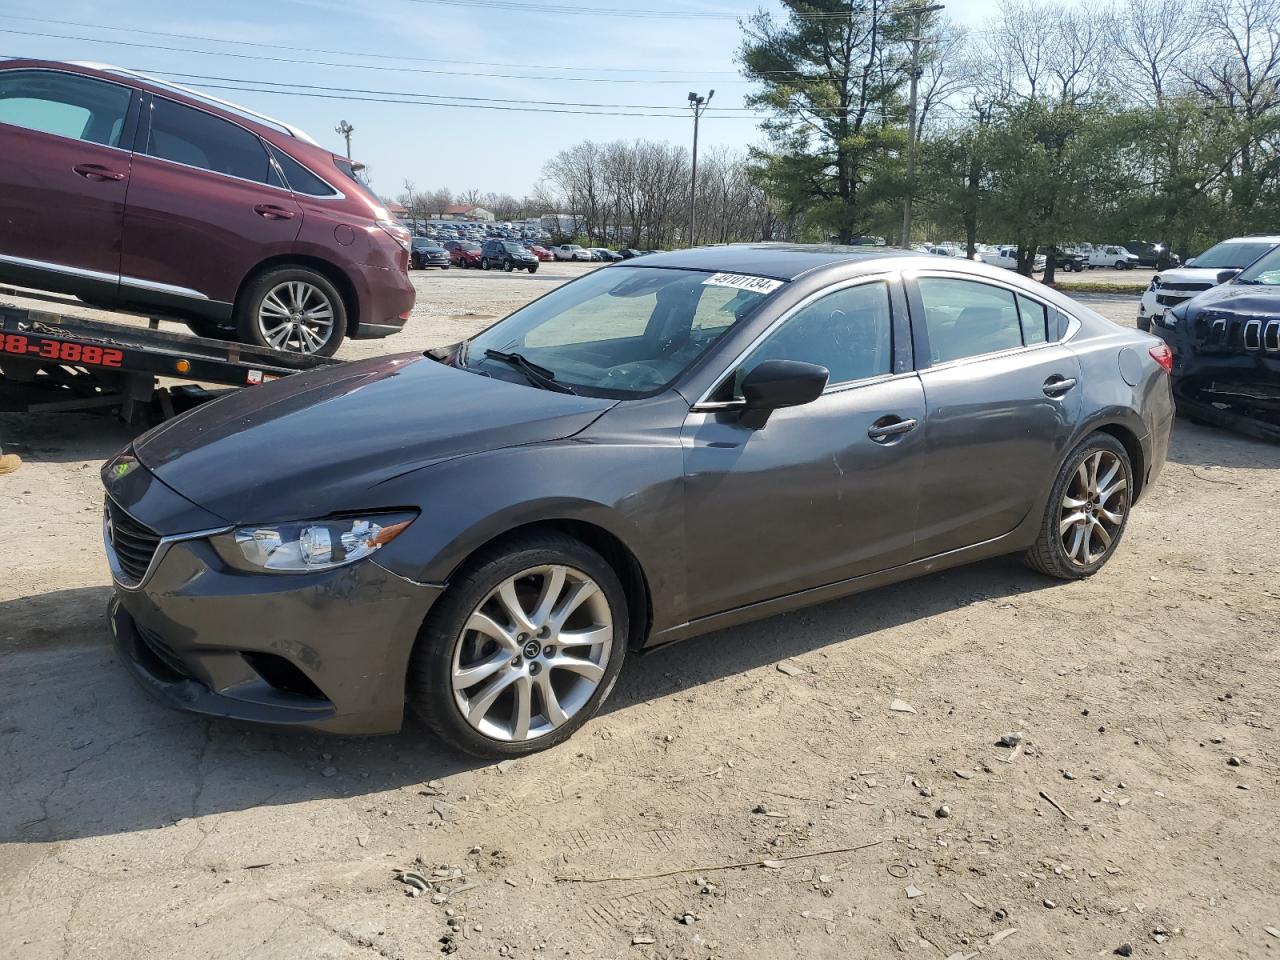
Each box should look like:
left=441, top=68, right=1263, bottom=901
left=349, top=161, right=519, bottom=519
left=73, top=163, right=126, bottom=182
left=1043, top=375, right=1077, bottom=397
left=868, top=416, right=918, bottom=442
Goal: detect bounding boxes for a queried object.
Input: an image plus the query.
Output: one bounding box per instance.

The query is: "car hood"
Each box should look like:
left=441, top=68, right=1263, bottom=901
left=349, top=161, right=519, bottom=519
left=132, top=353, right=616, bottom=524
left=1156, top=267, right=1231, bottom=284
left=1183, top=281, right=1280, bottom=316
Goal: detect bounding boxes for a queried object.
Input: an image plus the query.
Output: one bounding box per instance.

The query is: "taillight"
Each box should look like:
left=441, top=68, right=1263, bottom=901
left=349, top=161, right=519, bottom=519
left=376, top=219, right=411, bottom=252
left=1149, top=342, right=1173, bottom=373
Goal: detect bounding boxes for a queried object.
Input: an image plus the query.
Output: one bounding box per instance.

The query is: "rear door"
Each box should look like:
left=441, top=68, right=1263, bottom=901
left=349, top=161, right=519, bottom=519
left=120, top=94, right=302, bottom=313
left=906, top=273, right=1081, bottom=558
left=0, top=67, right=138, bottom=299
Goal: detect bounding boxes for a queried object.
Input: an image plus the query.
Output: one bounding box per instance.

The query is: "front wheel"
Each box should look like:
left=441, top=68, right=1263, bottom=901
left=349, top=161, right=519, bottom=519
left=1025, top=433, right=1133, bottom=580
left=234, top=266, right=347, bottom=365
left=1115, top=260, right=1128, bottom=270
left=503, top=261, right=514, bottom=272
left=407, top=532, right=628, bottom=758
left=528, top=265, right=538, bottom=274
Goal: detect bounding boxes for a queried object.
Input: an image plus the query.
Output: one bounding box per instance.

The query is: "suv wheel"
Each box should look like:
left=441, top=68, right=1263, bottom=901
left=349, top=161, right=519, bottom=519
left=503, top=260, right=514, bottom=272
left=407, top=532, right=628, bottom=758
left=1025, top=433, right=1133, bottom=580
left=235, top=266, right=347, bottom=365
left=481, top=258, right=491, bottom=271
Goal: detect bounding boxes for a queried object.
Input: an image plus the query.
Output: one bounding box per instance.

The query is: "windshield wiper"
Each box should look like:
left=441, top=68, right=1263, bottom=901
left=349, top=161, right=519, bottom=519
left=483, top=349, right=576, bottom=394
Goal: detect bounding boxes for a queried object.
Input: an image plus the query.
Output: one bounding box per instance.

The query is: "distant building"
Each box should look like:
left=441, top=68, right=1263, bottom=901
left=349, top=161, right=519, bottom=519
left=442, top=204, right=495, bottom=222
left=385, top=200, right=409, bottom=220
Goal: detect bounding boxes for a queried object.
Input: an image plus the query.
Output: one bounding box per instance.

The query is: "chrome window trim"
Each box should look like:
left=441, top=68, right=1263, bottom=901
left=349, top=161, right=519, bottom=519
left=0, top=65, right=137, bottom=151
left=691, top=272, right=899, bottom=410
left=0, top=253, right=209, bottom=300
left=103, top=496, right=231, bottom=593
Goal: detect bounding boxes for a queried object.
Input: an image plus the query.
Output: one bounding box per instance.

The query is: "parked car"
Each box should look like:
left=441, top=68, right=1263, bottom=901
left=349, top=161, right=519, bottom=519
left=104, top=246, right=1173, bottom=758
left=0, top=59, right=414, bottom=360
left=618, top=248, right=646, bottom=259
left=1123, top=241, right=1180, bottom=270
left=554, top=243, right=593, bottom=262
left=1137, top=235, right=1280, bottom=331
left=529, top=244, right=554, bottom=262
left=1051, top=248, right=1088, bottom=272
left=589, top=248, right=623, bottom=262
left=410, top=239, right=451, bottom=270
left=446, top=240, right=484, bottom=268
left=981, top=246, right=1046, bottom=273
left=1089, top=245, right=1141, bottom=270
left=481, top=239, right=539, bottom=273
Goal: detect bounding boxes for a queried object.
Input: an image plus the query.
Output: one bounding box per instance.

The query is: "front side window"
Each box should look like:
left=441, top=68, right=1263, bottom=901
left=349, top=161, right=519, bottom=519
left=145, top=98, right=271, bottom=183
left=0, top=70, right=132, bottom=146
left=919, top=277, right=1023, bottom=363
left=734, top=281, right=893, bottom=392
left=462, top=266, right=776, bottom=397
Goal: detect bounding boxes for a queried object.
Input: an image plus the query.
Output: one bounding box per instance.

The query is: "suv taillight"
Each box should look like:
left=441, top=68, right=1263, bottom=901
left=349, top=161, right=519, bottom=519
left=377, top=220, right=411, bottom=252
left=1149, top=342, right=1173, bottom=373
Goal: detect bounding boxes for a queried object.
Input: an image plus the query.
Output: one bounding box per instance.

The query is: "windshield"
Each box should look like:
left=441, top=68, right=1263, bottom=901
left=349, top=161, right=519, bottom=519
left=461, top=266, right=778, bottom=397
left=1194, top=241, right=1276, bottom=269
left=1233, top=246, right=1280, bottom=284
left=503, top=242, right=524, bottom=253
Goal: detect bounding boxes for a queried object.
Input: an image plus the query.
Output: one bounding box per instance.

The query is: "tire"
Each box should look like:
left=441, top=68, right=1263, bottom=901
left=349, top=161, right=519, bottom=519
left=1115, top=260, right=1127, bottom=270
left=234, top=266, right=347, bottom=365
left=184, top=318, right=231, bottom=340
left=442, top=265, right=450, bottom=270
left=407, top=532, right=629, bottom=758
left=1136, top=314, right=1151, bottom=333
left=482, top=258, right=491, bottom=271
left=1025, top=432, right=1133, bottom=580
left=503, top=261, right=514, bottom=272
left=528, top=265, right=538, bottom=274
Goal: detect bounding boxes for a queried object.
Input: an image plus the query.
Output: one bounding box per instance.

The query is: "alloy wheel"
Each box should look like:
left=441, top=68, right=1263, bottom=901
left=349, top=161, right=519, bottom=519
left=257, top=281, right=336, bottom=354
left=1059, top=450, right=1128, bottom=566
left=451, top=564, right=613, bottom=742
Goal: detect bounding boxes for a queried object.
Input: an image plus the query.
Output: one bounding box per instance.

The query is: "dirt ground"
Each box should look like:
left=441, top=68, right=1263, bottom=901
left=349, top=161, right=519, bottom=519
left=2, top=265, right=1278, bottom=960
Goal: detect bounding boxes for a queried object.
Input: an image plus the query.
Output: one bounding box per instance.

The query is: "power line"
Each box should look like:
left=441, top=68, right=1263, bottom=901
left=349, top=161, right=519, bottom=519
left=399, top=0, right=864, bottom=20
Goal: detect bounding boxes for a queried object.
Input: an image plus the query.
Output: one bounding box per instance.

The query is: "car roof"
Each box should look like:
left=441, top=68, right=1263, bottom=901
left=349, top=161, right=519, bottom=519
left=1219, top=235, right=1280, bottom=244
left=627, top=243, right=920, bottom=280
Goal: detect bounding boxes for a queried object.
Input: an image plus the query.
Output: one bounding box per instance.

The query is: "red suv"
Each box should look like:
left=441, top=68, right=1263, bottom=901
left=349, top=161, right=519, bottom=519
left=0, top=60, right=415, bottom=359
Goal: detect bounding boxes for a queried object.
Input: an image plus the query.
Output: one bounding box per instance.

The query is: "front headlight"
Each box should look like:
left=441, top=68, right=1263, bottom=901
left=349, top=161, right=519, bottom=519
left=226, top=512, right=416, bottom=573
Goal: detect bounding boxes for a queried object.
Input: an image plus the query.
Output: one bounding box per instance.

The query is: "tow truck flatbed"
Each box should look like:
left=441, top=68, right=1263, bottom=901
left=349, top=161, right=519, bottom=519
left=0, top=295, right=338, bottom=422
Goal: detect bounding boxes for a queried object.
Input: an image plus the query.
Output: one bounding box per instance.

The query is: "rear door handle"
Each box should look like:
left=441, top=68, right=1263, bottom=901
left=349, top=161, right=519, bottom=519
left=254, top=204, right=296, bottom=220
left=867, top=416, right=918, bottom=442
left=73, top=163, right=126, bottom=182
left=1043, top=376, right=1078, bottom=397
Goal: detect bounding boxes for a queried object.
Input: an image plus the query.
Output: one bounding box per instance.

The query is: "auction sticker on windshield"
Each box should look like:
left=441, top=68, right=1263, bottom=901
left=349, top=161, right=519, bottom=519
left=702, top=273, right=784, bottom=294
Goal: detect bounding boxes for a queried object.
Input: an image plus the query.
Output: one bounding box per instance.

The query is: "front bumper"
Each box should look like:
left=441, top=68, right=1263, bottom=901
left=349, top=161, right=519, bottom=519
left=109, top=534, right=443, bottom=734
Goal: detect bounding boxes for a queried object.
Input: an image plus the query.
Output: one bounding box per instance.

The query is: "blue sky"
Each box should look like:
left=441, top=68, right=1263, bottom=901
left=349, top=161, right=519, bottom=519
left=3, top=0, right=992, bottom=198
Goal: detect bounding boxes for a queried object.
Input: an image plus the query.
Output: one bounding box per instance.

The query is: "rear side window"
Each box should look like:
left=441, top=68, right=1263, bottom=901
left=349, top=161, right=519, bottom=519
left=918, top=278, right=1022, bottom=363
left=144, top=98, right=271, bottom=183
left=738, top=281, right=893, bottom=390
left=0, top=70, right=132, bottom=147
left=268, top=144, right=338, bottom=197
left=1016, top=294, right=1048, bottom=344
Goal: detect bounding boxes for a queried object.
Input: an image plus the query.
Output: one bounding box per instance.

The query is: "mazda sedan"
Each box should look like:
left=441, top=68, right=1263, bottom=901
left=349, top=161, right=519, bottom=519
left=103, top=246, right=1174, bottom=758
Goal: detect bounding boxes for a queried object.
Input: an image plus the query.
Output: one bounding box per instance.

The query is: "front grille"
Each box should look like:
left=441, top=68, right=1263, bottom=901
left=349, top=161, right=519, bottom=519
left=105, top=498, right=161, bottom=585
left=1161, top=281, right=1213, bottom=292
left=136, top=623, right=196, bottom=681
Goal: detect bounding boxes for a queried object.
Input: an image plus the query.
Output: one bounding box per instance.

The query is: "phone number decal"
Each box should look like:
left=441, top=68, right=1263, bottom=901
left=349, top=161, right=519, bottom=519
left=1, top=333, right=124, bottom=367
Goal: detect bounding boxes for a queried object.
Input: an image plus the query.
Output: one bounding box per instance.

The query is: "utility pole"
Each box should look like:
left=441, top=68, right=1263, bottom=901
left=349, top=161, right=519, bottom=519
left=335, top=120, right=354, bottom=159
left=899, top=3, right=944, bottom=249
left=687, top=90, right=714, bottom=248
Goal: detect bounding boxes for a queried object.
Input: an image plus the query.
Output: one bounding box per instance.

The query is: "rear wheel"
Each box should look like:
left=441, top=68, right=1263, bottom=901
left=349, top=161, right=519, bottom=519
left=235, top=266, right=347, bottom=365
left=407, top=532, right=628, bottom=758
left=1025, top=433, right=1133, bottom=580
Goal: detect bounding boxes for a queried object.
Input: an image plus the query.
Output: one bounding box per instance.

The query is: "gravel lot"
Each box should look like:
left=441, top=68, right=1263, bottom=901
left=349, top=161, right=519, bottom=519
left=2, top=265, right=1278, bottom=960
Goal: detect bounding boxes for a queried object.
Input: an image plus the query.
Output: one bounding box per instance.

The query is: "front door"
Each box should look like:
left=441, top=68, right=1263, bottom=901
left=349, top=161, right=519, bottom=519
left=681, top=278, right=926, bottom=622
left=907, top=273, right=1082, bottom=558
left=0, top=68, right=137, bottom=299
left=120, top=94, right=302, bottom=312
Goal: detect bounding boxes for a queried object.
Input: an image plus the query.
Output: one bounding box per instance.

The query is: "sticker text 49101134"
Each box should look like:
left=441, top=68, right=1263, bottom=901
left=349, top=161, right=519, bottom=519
left=1, top=333, right=124, bottom=367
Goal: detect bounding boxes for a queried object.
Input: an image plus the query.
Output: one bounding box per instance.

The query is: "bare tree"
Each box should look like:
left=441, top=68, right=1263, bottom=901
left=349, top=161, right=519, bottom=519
left=1110, top=0, right=1200, bottom=103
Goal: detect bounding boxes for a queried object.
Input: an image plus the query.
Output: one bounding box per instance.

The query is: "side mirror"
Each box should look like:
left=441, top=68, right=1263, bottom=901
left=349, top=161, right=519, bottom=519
left=1216, top=269, right=1241, bottom=284
left=739, top=360, right=829, bottom=426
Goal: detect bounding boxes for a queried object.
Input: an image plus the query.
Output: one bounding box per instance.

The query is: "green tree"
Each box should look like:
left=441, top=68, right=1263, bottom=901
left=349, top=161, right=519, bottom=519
left=738, top=0, right=908, bottom=243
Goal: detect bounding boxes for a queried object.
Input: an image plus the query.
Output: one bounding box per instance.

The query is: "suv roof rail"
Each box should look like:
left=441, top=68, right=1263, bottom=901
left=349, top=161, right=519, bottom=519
left=69, top=61, right=320, bottom=146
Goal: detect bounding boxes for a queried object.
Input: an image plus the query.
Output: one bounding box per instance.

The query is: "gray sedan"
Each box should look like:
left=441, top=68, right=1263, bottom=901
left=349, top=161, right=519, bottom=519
left=103, top=245, right=1175, bottom=758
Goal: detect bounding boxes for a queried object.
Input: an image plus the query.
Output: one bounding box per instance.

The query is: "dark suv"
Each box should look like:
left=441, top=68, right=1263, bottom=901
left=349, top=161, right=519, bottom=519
left=0, top=60, right=415, bottom=359
left=410, top=239, right=450, bottom=270
left=481, top=239, right=539, bottom=273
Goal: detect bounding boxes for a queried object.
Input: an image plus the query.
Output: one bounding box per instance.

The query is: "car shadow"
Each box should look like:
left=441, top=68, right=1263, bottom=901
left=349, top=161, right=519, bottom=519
left=1165, top=415, right=1279, bottom=470
left=1, top=557, right=1056, bottom=845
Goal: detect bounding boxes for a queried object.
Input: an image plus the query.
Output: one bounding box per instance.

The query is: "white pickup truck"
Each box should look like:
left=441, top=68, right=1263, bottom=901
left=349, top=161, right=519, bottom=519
left=980, top=245, right=1046, bottom=272
left=1089, top=245, right=1141, bottom=270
